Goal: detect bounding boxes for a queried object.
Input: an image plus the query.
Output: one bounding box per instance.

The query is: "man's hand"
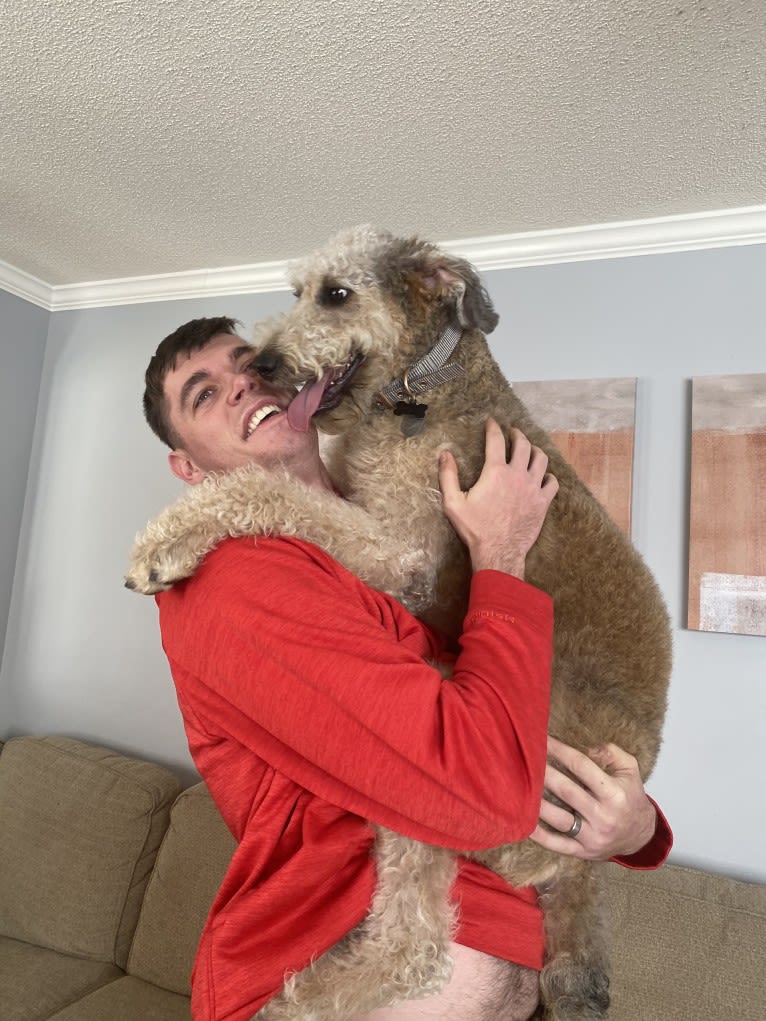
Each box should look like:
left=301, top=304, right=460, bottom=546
left=438, top=420, right=559, bottom=578
left=529, top=736, right=658, bottom=860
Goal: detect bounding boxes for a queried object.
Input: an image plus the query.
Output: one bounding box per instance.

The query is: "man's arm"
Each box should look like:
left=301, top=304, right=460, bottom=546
left=162, top=535, right=554, bottom=850
left=443, top=426, right=670, bottom=866
left=159, top=422, right=559, bottom=851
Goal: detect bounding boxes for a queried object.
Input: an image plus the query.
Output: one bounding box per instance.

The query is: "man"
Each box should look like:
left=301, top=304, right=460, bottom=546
left=142, top=317, right=671, bottom=1021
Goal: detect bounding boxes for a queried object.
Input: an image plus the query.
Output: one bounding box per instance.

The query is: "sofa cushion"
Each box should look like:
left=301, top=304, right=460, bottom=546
left=0, top=935, right=123, bottom=1021
left=128, top=782, right=236, bottom=994
left=46, top=975, right=192, bottom=1020
left=605, top=860, right=766, bottom=1021
left=0, top=736, right=181, bottom=968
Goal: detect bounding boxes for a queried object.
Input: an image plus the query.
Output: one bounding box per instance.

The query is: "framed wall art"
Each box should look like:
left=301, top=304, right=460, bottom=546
left=512, top=377, right=637, bottom=535
left=688, top=372, right=766, bottom=637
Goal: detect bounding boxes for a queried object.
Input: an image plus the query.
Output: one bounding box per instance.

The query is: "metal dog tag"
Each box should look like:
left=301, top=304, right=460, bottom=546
left=400, top=414, right=426, bottom=437
left=394, top=400, right=428, bottom=438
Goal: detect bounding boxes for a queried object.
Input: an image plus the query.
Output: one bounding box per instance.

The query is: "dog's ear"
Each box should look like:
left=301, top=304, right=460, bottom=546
left=412, top=251, right=499, bottom=335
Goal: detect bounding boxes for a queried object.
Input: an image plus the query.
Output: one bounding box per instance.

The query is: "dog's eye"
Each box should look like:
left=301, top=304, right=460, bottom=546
left=253, top=353, right=280, bottom=378
left=320, top=285, right=352, bottom=306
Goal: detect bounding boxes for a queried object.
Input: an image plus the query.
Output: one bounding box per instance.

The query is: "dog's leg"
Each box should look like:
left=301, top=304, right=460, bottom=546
left=253, top=831, right=456, bottom=1021
left=125, top=466, right=433, bottom=602
left=475, top=843, right=610, bottom=1021
left=536, top=861, right=610, bottom=1021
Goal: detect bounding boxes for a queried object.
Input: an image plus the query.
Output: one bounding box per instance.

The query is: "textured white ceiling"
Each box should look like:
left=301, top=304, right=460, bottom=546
left=1, top=0, right=764, bottom=286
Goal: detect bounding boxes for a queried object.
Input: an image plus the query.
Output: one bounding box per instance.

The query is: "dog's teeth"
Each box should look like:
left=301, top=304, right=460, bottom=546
left=332, top=361, right=351, bottom=381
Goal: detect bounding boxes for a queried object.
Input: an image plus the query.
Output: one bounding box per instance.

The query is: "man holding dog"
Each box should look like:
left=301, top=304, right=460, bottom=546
left=140, top=316, right=671, bottom=1021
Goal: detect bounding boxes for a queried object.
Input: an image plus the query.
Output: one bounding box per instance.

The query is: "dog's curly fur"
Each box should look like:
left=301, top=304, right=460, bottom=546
left=127, top=226, right=672, bottom=1020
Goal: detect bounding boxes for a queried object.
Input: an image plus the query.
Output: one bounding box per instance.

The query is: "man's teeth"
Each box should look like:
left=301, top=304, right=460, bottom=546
left=247, top=405, right=280, bottom=436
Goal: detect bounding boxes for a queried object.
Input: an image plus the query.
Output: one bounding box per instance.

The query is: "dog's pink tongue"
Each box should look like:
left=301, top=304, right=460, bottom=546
left=287, top=370, right=334, bottom=432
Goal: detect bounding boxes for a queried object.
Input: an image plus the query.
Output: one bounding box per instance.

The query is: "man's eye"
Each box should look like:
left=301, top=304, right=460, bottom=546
left=194, top=387, right=214, bottom=409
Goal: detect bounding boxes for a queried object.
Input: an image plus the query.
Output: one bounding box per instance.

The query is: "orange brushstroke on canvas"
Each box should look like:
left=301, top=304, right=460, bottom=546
left=687, top=429, right=766, bottom=631
left=550, top=428, right=634, bottom=535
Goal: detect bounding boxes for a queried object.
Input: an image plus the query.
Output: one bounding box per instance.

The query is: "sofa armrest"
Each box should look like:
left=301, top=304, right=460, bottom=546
left=0, top=736, right=182, bottom=969
left=604, top=860, right=766, bottom=1021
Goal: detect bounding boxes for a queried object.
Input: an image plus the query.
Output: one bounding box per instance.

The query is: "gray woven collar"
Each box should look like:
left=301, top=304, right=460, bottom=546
left=374, top=323, right=465, bottom=413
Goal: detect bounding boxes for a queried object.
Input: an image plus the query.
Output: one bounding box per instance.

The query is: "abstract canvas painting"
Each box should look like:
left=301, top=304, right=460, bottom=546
left=688, top=373, right=766, bottom=636
left=513, top=377, right=636, bottom=535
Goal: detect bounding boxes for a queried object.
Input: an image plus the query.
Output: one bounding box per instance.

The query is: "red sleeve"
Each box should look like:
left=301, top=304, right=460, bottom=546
left=610, top=796, right=673, bottom=870
left=158, top=536, right=553, bottom=851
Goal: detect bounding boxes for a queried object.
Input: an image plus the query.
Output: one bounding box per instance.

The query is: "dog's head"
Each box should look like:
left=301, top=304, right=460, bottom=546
left=253, top=225, right=499, bottom=433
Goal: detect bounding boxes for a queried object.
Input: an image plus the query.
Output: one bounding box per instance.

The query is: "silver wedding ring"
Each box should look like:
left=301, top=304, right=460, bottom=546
left=567, top=812, right=583, bottom=838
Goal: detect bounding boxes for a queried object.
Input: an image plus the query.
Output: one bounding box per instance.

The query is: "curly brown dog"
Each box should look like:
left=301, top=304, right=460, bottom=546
left=127, top=226, right=672, bottom=1020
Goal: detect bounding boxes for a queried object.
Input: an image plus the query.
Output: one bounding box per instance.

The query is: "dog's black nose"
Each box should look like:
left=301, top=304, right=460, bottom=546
left=253, top=353, right=280, bottom=378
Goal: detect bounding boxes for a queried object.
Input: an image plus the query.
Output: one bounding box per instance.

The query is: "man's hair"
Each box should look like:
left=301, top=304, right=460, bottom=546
left=143, top=316, right=241, bottom=449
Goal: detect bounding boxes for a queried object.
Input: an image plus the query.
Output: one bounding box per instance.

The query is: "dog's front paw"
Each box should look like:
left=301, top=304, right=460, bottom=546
left=124, top=571, right=166, bottom=594
left=124, top=564, right=181, bottom=595
left=124, top=512, right=216, bottom=594
left=124, top=536, right=200, bottom=594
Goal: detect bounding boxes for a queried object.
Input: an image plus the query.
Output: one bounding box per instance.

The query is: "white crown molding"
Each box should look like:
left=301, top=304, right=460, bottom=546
left=443, top=205, right=766, bottom=270
left=3, top=205, right=766, bottom=312
left=47, top=259, right=292, bottom=312
left=0, top=259, right=53, bottom=310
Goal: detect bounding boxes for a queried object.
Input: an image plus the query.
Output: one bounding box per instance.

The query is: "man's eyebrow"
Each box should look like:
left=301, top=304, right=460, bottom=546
left=178, top=344, right=255, bottom=413
left=230, top=344, right=255, bottom=364
left=179, top=369, right=210, bottom=414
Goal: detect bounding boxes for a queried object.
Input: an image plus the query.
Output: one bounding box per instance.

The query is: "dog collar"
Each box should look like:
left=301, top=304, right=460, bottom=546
left=374, top=323, right=465, bottom=435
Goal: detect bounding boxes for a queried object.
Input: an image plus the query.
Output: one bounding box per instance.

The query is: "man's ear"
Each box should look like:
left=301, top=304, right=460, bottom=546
left=168, top=449, right=206, bottom=485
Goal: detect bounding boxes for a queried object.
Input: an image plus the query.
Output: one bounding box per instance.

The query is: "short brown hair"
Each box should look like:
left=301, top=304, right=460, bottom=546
left=143, top=316, right=241, bottom=448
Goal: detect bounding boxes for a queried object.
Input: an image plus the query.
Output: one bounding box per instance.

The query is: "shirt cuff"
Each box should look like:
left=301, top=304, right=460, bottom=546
left=467, top=570, right=553, bottom=632
left=611, top=796, right=673, bottom=870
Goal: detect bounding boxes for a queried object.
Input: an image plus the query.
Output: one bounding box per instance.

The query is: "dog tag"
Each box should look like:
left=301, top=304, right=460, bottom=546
left=400, top=414, right=427, bottom=437
left=394, top=400, right=428, bottom=438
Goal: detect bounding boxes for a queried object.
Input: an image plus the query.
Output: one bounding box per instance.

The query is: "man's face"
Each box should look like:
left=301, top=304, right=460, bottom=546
left=164, top=333, right=317, bottom=484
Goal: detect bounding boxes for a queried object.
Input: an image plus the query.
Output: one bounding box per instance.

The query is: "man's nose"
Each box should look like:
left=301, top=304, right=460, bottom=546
left=228, top=371, right=258, bottom=404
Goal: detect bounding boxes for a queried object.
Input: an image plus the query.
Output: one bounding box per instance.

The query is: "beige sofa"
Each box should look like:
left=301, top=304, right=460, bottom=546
left=0, top=735, right=763, bottom=1021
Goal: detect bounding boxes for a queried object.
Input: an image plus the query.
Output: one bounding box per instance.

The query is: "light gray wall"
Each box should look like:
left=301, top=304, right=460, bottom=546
left=486, top=248, right=765, bottom=884
left=1, top=244, right=764, bottom=873
left=0, top=293, right=292, bottom=782
left=0, top=291, right=48, bottom=670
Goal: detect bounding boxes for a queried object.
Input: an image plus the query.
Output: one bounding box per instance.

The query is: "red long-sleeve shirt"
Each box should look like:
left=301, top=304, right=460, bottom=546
left=156, top=535, right=670, bottom=1021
